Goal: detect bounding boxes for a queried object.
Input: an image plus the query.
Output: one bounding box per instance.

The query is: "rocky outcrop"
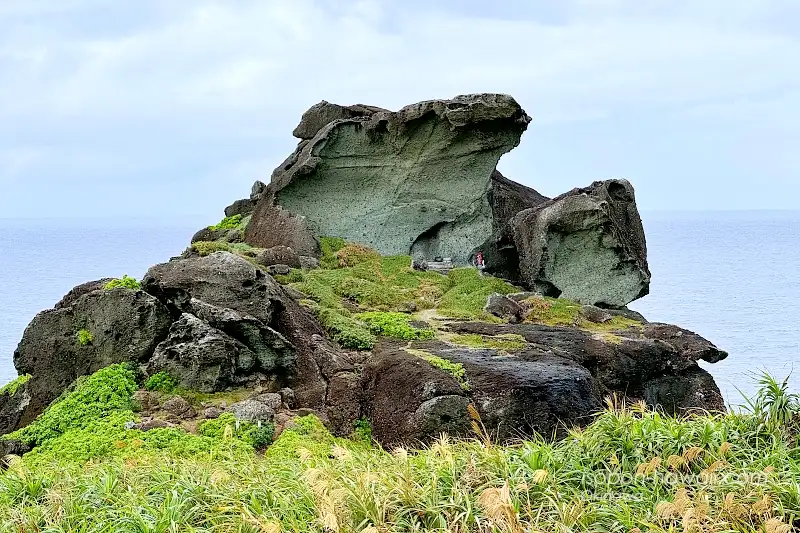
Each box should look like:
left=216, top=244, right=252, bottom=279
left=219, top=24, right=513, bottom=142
left=12, top=287, right=173, bottom=427
left=245, top=94, right=532, bottom=263
left=362, top=319, right=726, bottom=445
left=510, top=179, right=650, bottom=307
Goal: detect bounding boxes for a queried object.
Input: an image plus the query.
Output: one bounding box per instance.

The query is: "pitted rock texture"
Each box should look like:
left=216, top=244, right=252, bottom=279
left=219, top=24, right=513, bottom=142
left=511, top=179, right=651, bottom=307
left=245, top=94, right=532, bottom=263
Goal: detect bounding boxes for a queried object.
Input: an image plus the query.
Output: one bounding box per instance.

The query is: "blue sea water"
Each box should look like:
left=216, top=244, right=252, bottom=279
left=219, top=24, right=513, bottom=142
left=0, top=212, right=798, bottom=404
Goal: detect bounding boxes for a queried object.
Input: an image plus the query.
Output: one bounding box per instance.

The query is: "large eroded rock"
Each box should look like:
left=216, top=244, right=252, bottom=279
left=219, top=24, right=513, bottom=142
left=511, top=179, right=651, bottom=307
left=11, top=286, right=173, bottom=427
left=245, top=94, right=532, bottom=264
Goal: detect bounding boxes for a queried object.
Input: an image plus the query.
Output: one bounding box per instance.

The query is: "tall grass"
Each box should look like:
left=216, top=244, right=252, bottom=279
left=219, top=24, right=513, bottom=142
left=0, top=371, right=799, bottom=531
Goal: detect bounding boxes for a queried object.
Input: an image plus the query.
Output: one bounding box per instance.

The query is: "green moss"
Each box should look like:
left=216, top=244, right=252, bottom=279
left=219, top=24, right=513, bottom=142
left=144, top=371, right=176, bottom=393
left=316, top=306, right=376, bottom=350
left=449, top=333, right=527, bottom=352
left=198, top=413, right=274, bottom=449
left=319, top=236, right=347, bottom=269
left=358, top=311, right=435, bottom=341
left=0, top=374, right=31, bottom=397
left=406, top=348, right=470, bottom=391
left=103, top=275, right=141, bottom=291
left=76, top=329, right=94, bottom=346
left=209, top=214, right=243, bottom=231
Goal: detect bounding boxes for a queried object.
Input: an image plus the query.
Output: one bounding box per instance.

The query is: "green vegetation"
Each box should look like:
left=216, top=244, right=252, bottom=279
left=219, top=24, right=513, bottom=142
left=198, top=413, right=274, bottom=449
left=76, top=328, right=94, bottom=346
left=406, top=348, right=470, bottom=391
left=280, top=238, right=521, bottom=350
left=351, top=418, right=373, bottom=444
left=522, top=295, right=643, bottom=331
left=449, top=332, right=527, bottom=352
left=358, top=311, right=435, bottom=341
left=208, top=214, right=243, bottom=231
left=1, top=367, right=800, bottom=531
left=0, top=375, right=31, bottom=397
left=143, top=371, right=176, bottom=393
left=191, top=240, right=232, bottom=256
left=103, top=275, right=141, bottom=291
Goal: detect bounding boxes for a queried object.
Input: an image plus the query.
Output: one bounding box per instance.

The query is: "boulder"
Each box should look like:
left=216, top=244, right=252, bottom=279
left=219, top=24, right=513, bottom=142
left=161, top=396, right=196, bottom=419
left=511, top=179, right=650, bottom=307
left=245, top=94, right=532, bottom=262
left=148, top=314, right=258, bottom=392
left=224, top=198, right=255, bottom=218
left=203, top=406, right=223, bottom=419
left=580, top=305, right=613, bottom=324
left=227, top=399, right=275, bottom=423
left=254, top=393, right=282, bottom=411
left=11, top=287, right=172, bottom=428
left=256, top=245, right=301, bottom=269
left=191, top=227, right=228, bottom=243
left=267, top=264, right=291, bottom=276
left=54, top=278, right=114, bottom=309
left=0, top=380, right=32, bottom=437
left=484, top=293, right=524, bottom=322
left=299, top=256, right=320, bottom=270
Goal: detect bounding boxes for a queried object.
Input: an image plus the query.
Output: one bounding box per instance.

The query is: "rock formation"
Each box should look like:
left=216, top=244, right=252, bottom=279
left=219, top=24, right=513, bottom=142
left=0, top=93, right=728, bottom=450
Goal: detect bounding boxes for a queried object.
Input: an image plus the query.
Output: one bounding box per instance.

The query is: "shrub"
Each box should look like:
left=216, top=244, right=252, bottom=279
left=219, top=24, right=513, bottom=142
left=198, top=413, right=274, bottom=449
left=0, top=374, right=31, bottom=397
left=316, top=307, right=376, bottom=350
left=208, top=214, right=243, bottom=231
left=358, top=311, right=435, bottom=341
left=351, top=418, right=373, bottom=444
left=8, top=364, right=138, bottom=447
left=413, top=350, right=470, bottom=391
left=103, top=275, right=141, bottom=291
left=76, top=329, right=94, bottom=346
left=144, top=371, right=176, bottom=393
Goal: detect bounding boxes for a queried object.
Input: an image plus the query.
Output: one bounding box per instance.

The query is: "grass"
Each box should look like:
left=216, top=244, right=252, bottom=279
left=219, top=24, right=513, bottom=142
left=449, top=333, right=527, bottom=352
left=522, top=295, right=643, bottom=331
left=1, top=367, right=800, bottom=531
left=405, top=347, right=470, bottom=391
left=281, top=237, right=521, bottom=349
left=0, top=375, right=31, bottom=397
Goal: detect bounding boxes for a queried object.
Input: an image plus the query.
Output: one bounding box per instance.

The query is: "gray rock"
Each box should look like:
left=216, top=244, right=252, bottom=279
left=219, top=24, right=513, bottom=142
left=227, top=399, right=275, bottom=423
left=512, top=179, right=650, bottom=307
left=11, top=288, right=172, bottom=431
left=607, top=307, right=648, bottom=323
left=267, top=264, right=291, bottom=276
left=124, top=421, right=136, bottom=430
left=224, top=229, right=244, bottom=243
left=0, top=439, right=31, bottom=465
left=282, top=286, right=306, bottom=301
left=203, top=407, right=224, bottom=419
left=292, top=101, right=387, bottom=140
left=245, top=94, right=531, bottom=262
left=0, top=378, right=31, bottom=437
left=257, top=246, right=301, bottom=268
left=255, top=393, right=282, bottom=411
left=224, top=198, right=255, bottom=218
left=191, top=227, right=228, bottom=243
left=484, top=293, right=523, bottom=322
left=251, top=181, right=267, bottom=201
left=148, top=314, right=256, bottom=393
left=580, top=305, right=613, bottom=324
left=161, top=396, right=196, bottom=419
left=54, top=278, right=115, bottom=309
left=299, top=256, right=320, bottom=270
left=133, top=419, right=175, bottom=432
left=279, top=387, right=296, bottom=408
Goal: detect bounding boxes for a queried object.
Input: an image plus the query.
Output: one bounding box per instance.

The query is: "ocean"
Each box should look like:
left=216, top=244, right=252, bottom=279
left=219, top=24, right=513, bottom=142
left=1, top=212, right=797, bottom=404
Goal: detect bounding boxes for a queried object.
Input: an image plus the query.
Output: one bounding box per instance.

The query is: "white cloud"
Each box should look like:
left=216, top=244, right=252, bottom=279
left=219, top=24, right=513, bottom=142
left=0, top=0, right=798, bottom=216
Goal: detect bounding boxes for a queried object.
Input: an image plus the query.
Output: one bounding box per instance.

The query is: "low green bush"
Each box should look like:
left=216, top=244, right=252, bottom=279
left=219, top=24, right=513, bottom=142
left=358, top=311, right=435, bottom=341
left=76, top=329, right=94, bottom=346
left=208, top=214, right=243, bottom=231
left=103, top=275, right=141, bottom=291
left=144, top=371, right=176, bottom=393
left=198, top=413, right=274, bottom=449
left=316, top=307, right=376, bottom=350
left=319, top=236, right=347, bottom=269
left=191, top=240, right=231, bottom=256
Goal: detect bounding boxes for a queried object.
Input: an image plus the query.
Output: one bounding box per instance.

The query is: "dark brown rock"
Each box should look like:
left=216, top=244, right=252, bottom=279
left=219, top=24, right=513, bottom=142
left=257, top=246, right=301, bottom=269
left=224, top=198, right=255, bottom=218
left=161, top=396, right=196, bottom=419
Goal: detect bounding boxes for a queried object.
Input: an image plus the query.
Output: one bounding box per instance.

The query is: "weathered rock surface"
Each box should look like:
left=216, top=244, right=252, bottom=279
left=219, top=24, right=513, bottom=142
left=511, top=179, right=650, bottom=307
left=256, top=246, right=301, bottom=269
left=360, top=319, right=726, bottom=445
left=12, top=287, right=172, bottom=427
left=245, top=94, right=532, bottom=263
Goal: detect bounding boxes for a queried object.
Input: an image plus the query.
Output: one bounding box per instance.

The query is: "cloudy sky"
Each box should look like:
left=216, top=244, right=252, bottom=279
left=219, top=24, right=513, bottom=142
left=1, top=0, right=798, bottom=219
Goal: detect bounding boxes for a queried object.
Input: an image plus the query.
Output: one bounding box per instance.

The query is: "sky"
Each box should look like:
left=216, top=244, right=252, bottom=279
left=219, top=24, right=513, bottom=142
left=0, top=0, right=798, bottom=219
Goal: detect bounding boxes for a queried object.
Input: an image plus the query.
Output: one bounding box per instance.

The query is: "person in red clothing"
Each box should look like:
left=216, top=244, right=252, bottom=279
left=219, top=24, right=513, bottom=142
left=475, top=250, right=485, bottom=269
